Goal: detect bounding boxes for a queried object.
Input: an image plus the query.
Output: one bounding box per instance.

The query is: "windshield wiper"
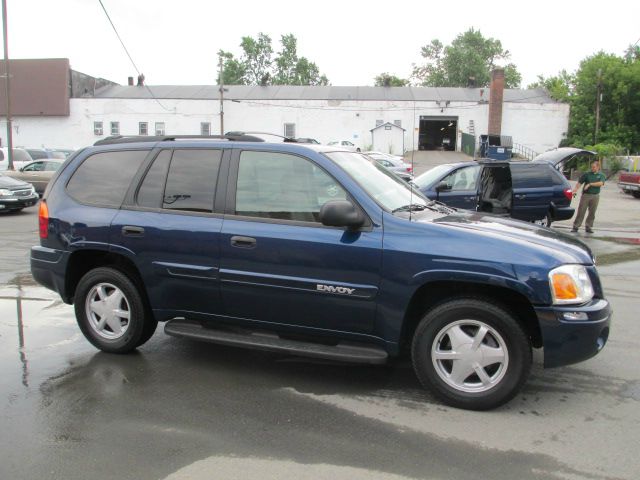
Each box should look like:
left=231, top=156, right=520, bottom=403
left=427, top=200, right=457, bottom=214
left=392, top=203, right=428, bottom=213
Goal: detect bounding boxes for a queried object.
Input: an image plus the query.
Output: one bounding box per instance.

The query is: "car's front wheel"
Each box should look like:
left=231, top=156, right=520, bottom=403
left=74, top=267, right=152, bottom=353
left=412, top=298, right=531, bottom=410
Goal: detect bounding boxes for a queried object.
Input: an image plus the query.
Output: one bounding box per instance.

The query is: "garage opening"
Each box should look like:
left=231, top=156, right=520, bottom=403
left=419, top=116, right=458, bottom=151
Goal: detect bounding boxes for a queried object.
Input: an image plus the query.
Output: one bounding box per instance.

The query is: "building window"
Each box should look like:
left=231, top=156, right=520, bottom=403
left=201, top=122, right=211, bottom=136
left=94, top=121, right=103, bottom=136
left=376, top=119, right=384, bottom=127
left=110, top=122, right=120, bottom=136
left=283, top=123, right=295, bottom=138
left=139, top=122, right=148, bottom=135
left=394, top=120, right=402, bottom=127
left=155, top=122, right=165, bottom=136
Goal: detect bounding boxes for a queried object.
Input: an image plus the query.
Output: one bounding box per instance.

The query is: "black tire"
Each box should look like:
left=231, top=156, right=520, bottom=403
left=633, top=191, right=640, bottom=199
left=74, top=267, right=150, bottom=353
left=411, top=298, right=531, bottom=410
left=136, top=308, right=158, bottom=347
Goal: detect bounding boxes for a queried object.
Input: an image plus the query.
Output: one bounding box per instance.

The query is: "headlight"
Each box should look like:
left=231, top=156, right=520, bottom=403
left=0, top=188, right=12, bottom=197
left=549, top=265, right=594, bottom=305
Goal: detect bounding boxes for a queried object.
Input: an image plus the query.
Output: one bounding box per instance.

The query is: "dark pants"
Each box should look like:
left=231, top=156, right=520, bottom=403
left=573, top=193, right=600, bottom=229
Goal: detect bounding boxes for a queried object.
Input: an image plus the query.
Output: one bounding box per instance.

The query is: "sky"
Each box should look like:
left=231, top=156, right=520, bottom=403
left=7, top=0, right=640, bottom=88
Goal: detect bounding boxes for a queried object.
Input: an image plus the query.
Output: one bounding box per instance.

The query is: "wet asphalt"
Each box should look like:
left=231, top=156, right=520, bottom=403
left=1, top=200, right=639, bottom=480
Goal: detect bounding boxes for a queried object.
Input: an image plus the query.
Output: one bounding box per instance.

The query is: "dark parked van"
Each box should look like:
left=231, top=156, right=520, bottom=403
left=413, top=160, right=575, bottom=227
left=31, top=136, right=610, bottom=410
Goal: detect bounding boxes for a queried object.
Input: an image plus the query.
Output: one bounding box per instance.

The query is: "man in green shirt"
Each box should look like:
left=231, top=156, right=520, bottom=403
left=571, top=160, right=606, bottom=233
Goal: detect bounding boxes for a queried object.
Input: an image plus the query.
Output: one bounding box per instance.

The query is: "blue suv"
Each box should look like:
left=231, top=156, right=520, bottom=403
left=31, top=135, right=611, bottom=410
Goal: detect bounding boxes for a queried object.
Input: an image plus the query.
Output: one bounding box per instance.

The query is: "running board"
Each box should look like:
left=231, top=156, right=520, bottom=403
left=164, top=320, right=388, bottom=364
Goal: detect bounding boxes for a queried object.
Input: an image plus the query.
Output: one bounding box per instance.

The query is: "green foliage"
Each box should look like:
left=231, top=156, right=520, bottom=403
left=536, top=48, right=640, bottom=152
left=219, top=33, right=329, bottom=86
left=374, top=73, right=409, bottom=87
left=527, top=70, right=574, bottom=102
left=412, top=28, right=521, bottom=88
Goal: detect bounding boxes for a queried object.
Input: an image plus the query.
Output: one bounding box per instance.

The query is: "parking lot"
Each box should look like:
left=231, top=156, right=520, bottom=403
left=1, top=154, right=639, bottom=480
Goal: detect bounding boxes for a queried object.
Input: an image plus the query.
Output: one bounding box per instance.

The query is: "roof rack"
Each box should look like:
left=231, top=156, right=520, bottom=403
left=225, top=131, right=299, bottom=143
left=93, top=134, right=265, bottom=146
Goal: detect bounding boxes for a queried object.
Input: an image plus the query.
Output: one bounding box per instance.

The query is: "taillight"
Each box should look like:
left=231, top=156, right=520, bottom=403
left=564, top=188, right=573, bottom=201
left=39, top=201, right=49, bottom=239
left=406, top=165, right=413, bottom=173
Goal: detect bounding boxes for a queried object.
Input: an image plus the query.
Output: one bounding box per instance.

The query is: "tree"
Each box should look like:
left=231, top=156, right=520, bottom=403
left=219, top=33, right=329, bottom=86
left=569, top=52, right=640, bottom=149
left=412, top=28, right=521, bottom=88
left=217, top=50, right=245, bottom=85
left=374, top=73, right=409, bottom=87
left=527, top=70, right=574, bottom=102
left=537, top=50, right=640, bottom=151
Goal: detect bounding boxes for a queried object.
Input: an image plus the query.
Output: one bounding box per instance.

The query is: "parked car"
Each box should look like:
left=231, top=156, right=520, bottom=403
left=0, top=173, right=39, bottom=212
left=0, top=147, right=34, bottom=171
left=618, top=171, right=640, bottom=198
left=31, top=135, right=610, bottom=410
left=327, top=140, right=360, bottom=152
left=413, top=160, right=574, bottom=227
left=3, top=159, right=64, bottom=195
left=363, top=151, right=413, bottom=178
left=25, top=148, right=67, bottom=161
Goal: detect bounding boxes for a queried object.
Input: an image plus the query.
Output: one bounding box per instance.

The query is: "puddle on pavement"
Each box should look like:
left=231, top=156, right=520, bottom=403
left=0, top=279, right=80, bottom=391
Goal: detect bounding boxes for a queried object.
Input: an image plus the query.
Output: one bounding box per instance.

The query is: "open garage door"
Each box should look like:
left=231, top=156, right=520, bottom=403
left=419, top=116, right=457, bottom=151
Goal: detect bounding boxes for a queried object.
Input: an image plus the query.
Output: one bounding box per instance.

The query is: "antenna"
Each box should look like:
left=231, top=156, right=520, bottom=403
left=409, top=100, right=417, bottom=220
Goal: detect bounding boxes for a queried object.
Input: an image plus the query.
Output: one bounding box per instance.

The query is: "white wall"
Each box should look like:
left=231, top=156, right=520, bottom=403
left=372, top=126, right=405, bottom=155
left=0, top=97, right=569, bottom=156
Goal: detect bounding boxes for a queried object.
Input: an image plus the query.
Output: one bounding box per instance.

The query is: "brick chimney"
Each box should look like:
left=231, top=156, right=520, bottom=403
left=488, top=68, right=504, bottom=136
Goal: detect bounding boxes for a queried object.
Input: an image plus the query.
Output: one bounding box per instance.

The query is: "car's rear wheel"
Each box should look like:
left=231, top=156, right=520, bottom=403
left=412, top=298, right=531, bottom=410
left=74, top=267, right=151, bottom=353
left=533, top=212, right=552, bottom=227
left=632, top=191, right=640, bottom=199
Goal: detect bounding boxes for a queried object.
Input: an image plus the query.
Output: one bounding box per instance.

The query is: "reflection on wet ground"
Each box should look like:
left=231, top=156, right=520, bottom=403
left=1, top=271, right=639, bottom=480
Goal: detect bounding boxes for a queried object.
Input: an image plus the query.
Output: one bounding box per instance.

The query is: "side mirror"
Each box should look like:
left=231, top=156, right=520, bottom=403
left=435, top=181, right=452, bottom=192
left=319, top=200, right=365, bottom=229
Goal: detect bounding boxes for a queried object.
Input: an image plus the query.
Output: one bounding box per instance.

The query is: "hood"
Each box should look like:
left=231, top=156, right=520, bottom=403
left=416, top=209, right=595, bottom=265
left=0, top=174, right=31, bottom=189
left=532, top=148, right=595, bottom=167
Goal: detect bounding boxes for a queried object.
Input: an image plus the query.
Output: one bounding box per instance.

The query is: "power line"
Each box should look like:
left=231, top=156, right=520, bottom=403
left=97, top=0, right=174, bottom=112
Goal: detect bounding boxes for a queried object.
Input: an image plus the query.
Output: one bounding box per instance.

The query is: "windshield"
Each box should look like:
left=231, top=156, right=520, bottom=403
left=412, top=164, right=455, bottom=190
left=325, top=151, right=427, bottom=212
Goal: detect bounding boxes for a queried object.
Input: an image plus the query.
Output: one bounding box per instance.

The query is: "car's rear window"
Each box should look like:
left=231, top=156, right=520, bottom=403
left=67, top=150, right=148, bottom=206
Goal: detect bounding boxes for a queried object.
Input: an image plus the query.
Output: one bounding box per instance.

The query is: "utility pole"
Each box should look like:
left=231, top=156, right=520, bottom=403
left=2, top=0, right=13, bottom=170
left=218, top=54, right=224, bottom=136
left=594, top=68, right=602, bottom=144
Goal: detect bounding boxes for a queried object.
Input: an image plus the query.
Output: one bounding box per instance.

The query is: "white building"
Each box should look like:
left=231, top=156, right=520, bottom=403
left=2, top=82, right=569, bottom=157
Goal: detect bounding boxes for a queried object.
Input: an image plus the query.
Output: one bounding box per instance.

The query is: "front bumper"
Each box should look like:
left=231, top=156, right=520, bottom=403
left=535, top=299, right=611, bottom=368
left=0, top=193, right=39, bottom=210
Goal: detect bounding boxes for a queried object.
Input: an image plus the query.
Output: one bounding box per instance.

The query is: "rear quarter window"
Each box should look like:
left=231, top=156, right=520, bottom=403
left=66, top=150, right=148, bottom=206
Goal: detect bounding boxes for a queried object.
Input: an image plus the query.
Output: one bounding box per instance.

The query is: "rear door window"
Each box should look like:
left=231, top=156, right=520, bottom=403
left=67, top=150, right=148, bottom=206
left=162, top=149, right=222, bottom=213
